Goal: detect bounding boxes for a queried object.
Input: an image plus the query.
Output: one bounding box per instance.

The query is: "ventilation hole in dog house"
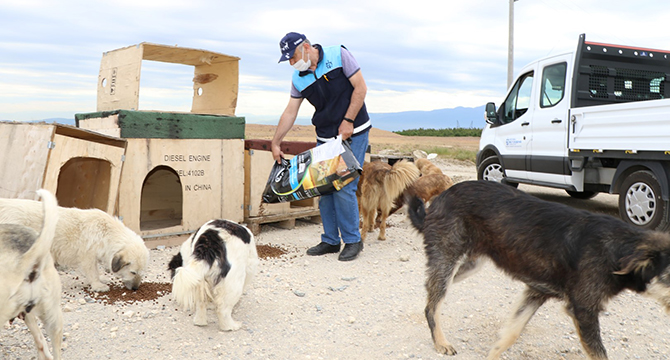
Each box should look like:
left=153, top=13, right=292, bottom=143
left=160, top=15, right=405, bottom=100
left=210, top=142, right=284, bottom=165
left=140, top=166, right=183, bottom=231
left=56, top=157, right=111, bottom=210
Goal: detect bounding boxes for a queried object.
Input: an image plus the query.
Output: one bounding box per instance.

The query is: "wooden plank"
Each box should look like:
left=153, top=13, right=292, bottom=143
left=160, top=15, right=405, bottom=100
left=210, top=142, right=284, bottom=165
left=54, top=123, right=126, bottom=148
left=75, top=112, right=122, bottom=138
left=191, top=61, right=238, bottom=116
left=76, top=110, right=245, bottom=139
left=141, top=43, right=239, bottom=66
left=220, top=140, right=245, bottom=222
left=244, top=139, right=316, bottom=155
left=97, top=44, right=143, bottom=112
left=0, top=122, right=53, bottom=199
left=143, top=234, right=189, bottom=249
left=244, top=208, right=322, bottom=235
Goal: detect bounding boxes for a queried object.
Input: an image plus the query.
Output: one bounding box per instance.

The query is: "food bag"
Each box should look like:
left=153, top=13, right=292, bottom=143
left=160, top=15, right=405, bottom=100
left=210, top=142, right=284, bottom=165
left=262, top=136, right=361, bottom=203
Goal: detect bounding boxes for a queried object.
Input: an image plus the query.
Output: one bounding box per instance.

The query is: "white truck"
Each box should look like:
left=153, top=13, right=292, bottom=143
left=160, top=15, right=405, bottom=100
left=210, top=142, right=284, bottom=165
left=477, top=34, right=670, bottom=231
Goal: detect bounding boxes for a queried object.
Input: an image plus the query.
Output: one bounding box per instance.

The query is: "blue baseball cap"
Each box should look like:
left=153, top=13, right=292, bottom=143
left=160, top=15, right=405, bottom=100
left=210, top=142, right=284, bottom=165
left=279, top=32, right=306, bottom=63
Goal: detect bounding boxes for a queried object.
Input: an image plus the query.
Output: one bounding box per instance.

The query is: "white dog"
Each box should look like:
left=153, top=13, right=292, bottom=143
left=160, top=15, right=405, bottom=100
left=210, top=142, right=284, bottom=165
left=0, top=198, right=149, bottom=292
left=0, top=189, right=63, bottom=360
left=168, top=219, right=259, bottom=331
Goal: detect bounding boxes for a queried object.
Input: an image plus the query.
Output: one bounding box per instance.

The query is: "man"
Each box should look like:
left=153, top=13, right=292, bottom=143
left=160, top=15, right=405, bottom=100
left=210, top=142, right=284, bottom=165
left=272, top=32, right=371, bottom=261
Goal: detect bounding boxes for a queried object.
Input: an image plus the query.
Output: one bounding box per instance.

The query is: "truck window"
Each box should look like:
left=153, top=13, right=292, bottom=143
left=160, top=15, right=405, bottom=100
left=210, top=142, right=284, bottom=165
left=502, top=72, right=534, bottom=124
left=541, top=62, right=566, bottom=108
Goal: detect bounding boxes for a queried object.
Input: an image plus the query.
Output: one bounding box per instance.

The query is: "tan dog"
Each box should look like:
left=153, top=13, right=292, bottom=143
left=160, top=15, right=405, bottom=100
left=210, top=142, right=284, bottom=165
left=415, top=158, right=444, bottom=176
left=405, top=173, right=454, bottom=205
left=359, top=160, right=420, bottom=241
left=0, top=199, right=149, bottom=292
left=1, top=189, right=62, bottom=360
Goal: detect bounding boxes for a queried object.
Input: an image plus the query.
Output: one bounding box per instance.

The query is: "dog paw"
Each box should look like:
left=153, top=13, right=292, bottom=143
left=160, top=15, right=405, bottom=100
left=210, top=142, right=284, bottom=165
left=220, top=321, right=242, bottom=331
left=90, top=283, right=110, bottom=292
left=435, top=343, right=457, bottom=355
left=193, top=315, right=208, bottom=327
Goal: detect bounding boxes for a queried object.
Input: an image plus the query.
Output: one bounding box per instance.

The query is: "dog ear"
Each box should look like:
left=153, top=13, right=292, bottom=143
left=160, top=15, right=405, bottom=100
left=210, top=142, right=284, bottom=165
left=614, top=249, right=667, bottom=284
left=112, top=252, right=129, bottom=273
left=167, top=253, right=183, bottom=279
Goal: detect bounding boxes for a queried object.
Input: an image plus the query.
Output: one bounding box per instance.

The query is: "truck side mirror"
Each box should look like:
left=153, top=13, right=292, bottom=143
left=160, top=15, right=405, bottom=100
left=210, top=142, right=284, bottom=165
left=485, top=102, right=498, bottom=125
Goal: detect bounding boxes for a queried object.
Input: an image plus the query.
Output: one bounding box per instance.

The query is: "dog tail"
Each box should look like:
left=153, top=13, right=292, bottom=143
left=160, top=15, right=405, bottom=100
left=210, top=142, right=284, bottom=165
left=22, top=189, right=58, bottom=267
left=406, top=195, right=426, bottom=232
left=172, top=260, right=212, bottom=311
left=385, top=160, right=420, bottom=199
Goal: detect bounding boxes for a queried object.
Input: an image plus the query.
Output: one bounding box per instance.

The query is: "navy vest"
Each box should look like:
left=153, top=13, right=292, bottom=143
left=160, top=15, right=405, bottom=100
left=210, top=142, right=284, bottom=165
left=292, top=45, right=370, bottom=139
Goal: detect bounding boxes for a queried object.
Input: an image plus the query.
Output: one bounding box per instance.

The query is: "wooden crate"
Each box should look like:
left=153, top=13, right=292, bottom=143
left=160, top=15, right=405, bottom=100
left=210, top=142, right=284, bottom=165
left=75, top=109, right=246, bottom=238
left=96, top=42, right=240, bottom=116
left=117, top=138, right=245, bottom=237
left=0, top=122, right=126, bottom=213
left=243, top=139, right=320, bottom=234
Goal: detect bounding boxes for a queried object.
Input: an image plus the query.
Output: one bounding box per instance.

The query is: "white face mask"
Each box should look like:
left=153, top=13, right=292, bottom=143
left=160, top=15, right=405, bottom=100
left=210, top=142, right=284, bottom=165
left=292, top=46, right=311, bottom=71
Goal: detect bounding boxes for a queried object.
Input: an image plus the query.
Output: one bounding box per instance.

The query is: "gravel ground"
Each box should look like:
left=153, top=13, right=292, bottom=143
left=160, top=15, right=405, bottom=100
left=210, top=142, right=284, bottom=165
left=3, top=160, right=670, bottom=360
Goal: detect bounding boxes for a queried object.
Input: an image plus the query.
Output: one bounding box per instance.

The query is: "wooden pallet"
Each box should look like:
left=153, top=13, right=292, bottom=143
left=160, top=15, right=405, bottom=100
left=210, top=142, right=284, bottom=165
left=245, top=208, right=321, bottom=235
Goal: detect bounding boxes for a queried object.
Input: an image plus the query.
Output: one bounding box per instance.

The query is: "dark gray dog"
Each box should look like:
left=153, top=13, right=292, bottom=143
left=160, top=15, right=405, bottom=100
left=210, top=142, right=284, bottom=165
left=407, top=180, right=670, bottom=360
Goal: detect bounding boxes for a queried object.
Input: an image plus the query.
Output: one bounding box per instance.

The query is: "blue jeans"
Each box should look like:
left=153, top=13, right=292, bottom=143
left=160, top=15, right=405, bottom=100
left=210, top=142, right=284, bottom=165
left=318, top=131, right=368, bottom=245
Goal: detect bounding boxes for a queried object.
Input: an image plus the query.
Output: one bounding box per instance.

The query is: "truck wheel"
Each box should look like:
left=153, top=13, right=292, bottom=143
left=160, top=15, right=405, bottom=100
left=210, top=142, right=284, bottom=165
left=566, top=190, right=597, bottom=199
left=618, top=170, right=669, bottom=231
left=478, top=156, right=518, bottom=188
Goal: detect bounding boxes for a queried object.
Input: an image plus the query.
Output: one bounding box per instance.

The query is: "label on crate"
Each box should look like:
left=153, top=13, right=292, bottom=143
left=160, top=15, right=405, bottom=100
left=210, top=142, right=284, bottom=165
left=164, top=152, right=213, bottom=191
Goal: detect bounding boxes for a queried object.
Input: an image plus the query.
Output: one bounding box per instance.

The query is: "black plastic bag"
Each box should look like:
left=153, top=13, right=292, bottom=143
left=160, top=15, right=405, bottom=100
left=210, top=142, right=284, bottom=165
left=262, top=138, right=361, bottom=203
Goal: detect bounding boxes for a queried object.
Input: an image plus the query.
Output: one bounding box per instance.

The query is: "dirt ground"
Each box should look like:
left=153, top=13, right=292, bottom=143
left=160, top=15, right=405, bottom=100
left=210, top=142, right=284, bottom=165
left=244, top=123, right=480, bottom=154
left=3, top=127, right=670, bottom=359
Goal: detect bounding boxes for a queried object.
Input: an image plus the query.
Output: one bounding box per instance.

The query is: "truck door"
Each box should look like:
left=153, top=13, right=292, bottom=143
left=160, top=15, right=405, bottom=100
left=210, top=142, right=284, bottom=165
left=494, top=71, right=534, bottom=181
left=528, top=54, right=572, bottom=185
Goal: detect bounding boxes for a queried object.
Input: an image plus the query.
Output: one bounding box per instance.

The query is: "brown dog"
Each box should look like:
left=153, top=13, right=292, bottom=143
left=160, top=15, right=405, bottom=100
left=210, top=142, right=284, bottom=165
left=415, top=158, right=444, bottom=176
left=408, top=180, right=670, bottom=360
left=404, top=173, right=453, bottom=205
left=359, top=160, right=419, bottom=241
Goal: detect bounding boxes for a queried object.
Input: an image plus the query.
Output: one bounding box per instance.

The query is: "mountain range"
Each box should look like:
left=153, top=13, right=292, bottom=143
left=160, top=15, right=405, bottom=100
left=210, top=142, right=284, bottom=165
left=5, top=105, right=487, bottom=133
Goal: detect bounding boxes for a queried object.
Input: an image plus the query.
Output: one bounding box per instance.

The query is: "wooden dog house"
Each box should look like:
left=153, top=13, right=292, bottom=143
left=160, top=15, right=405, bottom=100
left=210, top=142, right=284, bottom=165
left=0, top=122, right=126, bottom=212
left=76, top=110, right=246, bottom=243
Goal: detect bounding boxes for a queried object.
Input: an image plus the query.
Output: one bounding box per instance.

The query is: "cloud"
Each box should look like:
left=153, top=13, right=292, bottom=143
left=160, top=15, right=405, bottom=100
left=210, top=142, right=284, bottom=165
left=1, top=0, right=669, bottom=124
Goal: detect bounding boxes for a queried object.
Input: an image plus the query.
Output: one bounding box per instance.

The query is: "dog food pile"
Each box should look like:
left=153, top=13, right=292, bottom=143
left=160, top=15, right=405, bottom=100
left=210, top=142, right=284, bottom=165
left=257, top=244, right=287, bottom=259
left=83, top=282, right=172, bottom=305
left=67, top=245, right=286, bottom=306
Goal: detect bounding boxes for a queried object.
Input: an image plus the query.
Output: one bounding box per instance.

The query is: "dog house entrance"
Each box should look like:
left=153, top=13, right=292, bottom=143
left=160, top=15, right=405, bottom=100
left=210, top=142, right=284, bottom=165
left=56, top=157, right=111, bottom=210
left=140, top=166, right=183, bottom=231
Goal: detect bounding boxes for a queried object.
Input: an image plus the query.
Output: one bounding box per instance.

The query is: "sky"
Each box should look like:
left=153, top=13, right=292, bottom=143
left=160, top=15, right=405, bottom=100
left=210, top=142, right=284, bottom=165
left=1, top=0, right=669, bottom=125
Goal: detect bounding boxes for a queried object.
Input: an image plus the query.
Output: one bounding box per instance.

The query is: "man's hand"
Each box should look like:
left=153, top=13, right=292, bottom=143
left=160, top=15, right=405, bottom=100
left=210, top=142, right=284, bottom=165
left=271, top=142, right=284, bottom=164
left=339, top=120, right=354, bottom=140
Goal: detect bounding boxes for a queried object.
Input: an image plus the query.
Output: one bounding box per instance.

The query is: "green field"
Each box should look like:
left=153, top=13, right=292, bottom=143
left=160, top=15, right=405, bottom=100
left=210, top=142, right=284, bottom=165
left=394, top=128, right=482, bottom=137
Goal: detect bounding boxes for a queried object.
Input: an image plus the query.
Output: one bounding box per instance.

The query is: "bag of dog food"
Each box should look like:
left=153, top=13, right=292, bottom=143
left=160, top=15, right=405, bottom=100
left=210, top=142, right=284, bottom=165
left=262, top=136, right=361, bottom=203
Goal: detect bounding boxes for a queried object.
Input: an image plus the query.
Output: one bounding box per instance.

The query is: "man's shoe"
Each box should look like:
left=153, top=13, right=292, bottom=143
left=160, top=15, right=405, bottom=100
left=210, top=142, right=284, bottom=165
left=306, top=242, right=341, bottom=256
left=338, top=242, right=363, bottom=261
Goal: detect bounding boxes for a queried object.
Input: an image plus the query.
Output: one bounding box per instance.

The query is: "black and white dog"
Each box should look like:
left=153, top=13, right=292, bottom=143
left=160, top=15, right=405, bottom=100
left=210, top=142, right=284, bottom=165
left=168, top=219, right=258, bottom=331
